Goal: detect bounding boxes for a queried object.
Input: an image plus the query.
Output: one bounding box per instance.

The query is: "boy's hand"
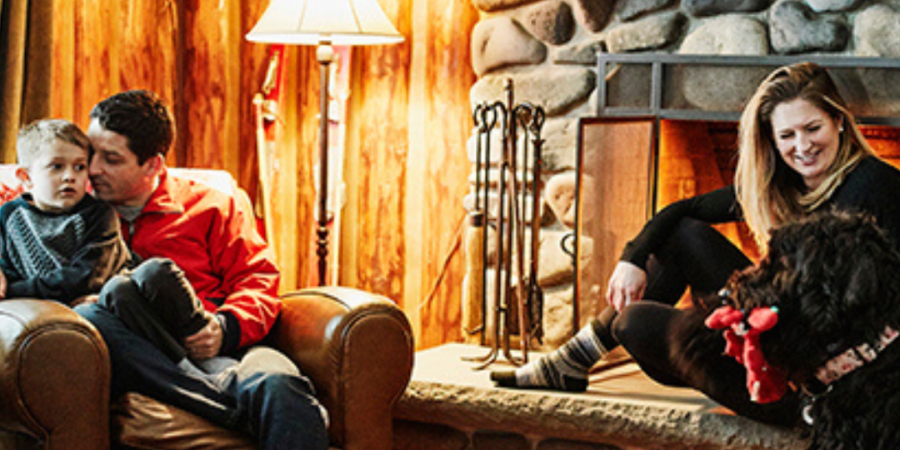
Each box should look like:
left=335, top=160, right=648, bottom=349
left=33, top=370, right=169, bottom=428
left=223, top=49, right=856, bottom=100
left=0, top=270, right=6, bottom=298
left=185, top=313, right=223, bottom=360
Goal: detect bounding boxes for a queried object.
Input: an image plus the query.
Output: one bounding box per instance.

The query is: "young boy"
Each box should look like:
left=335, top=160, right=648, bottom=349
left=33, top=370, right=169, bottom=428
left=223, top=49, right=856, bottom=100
left=0, top=119, right=210, bottom=363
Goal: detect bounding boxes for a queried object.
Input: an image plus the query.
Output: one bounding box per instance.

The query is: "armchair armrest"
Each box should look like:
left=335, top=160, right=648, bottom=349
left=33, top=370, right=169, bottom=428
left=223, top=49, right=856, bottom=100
left=0, top=300, right=110, bottom=450
left=270, top=287, right=414, bottom=450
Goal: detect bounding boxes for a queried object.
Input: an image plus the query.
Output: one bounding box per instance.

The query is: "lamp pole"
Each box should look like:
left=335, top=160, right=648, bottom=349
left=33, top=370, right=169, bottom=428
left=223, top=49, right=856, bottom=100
left=316, top=42, right=334, bottom=286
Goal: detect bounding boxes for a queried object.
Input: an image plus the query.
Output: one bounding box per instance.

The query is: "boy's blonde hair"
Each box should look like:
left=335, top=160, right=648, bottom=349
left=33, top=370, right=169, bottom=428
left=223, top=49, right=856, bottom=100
left=16, top=119, right=91, bottom=167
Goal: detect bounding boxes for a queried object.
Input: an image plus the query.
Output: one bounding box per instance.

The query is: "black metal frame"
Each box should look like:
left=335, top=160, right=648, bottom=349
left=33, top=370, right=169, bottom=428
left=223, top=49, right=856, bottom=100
left=597, top=53, right=900, bottom=125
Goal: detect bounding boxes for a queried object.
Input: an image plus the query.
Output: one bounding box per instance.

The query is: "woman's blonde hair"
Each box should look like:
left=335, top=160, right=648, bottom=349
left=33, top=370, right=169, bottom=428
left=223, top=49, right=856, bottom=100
left=735, top=62, right=874, bottom=251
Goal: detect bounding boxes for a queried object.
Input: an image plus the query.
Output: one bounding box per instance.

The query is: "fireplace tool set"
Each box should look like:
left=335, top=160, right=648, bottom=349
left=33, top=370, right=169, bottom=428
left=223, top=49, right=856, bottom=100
left=463, top=79, right=546, bottom=369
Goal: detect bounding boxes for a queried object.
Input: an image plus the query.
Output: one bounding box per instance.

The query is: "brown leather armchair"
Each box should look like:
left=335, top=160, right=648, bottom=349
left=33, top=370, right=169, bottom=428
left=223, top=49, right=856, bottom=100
left=0, top=287, right=414, bottom=450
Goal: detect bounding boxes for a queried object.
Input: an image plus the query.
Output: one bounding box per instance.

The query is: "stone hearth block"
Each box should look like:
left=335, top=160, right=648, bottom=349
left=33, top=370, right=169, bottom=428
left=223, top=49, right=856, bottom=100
left=472, top=17, right=547, bottom=77
left=572, top=0, right=616, bottom=33
left=470, top=68, right=597, bottom=116
left=472, top=0, right=541, bottom=13
left=854, top=5, right=900, bottom=116
left=395, top=344, right=809, bottom=450
left=523, top=0, right=576, bottom=45
left=604, top=12, right=686, bottom=53
left=537, top=439, right=619, bottom=449
left=616, top=0, right=674, bottom=21
left=394, top=420, right=468, bottom=450
left=683, top=0, right=770, bottom=17
left=769, top=1, right=849, bottom=54
left=472, top=431, right=529, bottom=450
left=678, top=16, right=770, bottom=112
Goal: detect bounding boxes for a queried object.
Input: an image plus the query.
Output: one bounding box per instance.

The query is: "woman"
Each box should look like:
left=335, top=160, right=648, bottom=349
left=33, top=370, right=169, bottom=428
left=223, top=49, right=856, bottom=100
left=491, top=62, right=900, bottom=425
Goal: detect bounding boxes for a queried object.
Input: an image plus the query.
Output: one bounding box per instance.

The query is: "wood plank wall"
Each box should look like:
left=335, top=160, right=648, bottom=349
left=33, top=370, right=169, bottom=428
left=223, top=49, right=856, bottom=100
left=45, top=0, right=477, bottom=350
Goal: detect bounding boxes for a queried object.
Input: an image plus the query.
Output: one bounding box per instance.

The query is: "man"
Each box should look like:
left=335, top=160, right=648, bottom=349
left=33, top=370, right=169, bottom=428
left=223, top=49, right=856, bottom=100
left=75, top=90, right=329, bottom=450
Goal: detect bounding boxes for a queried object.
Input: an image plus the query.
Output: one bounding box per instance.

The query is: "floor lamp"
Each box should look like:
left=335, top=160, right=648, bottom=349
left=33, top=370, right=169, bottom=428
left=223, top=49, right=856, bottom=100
left=247, top=0, right=403, bottom=286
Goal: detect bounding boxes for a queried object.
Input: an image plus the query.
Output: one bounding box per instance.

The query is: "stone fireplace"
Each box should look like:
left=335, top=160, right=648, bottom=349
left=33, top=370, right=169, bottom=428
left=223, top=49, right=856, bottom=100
left=465, top=0, right=900, bottom=349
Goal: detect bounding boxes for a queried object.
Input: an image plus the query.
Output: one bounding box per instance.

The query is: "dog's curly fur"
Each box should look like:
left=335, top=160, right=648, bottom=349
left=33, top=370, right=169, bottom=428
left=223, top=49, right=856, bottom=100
left=707, top=211, right=900, bottom=449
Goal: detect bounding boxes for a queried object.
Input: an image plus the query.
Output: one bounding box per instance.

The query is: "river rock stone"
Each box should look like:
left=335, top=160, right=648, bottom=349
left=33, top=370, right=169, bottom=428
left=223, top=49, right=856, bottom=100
left=854, top=5, right=900, bottom=115
left=544, top=171, right=577, bottom=228
left=472, top=0, right=542, bottom=13
left=854, top=4, right=900, bottom=57
left=471, top=67, right=597, bottom=116
left=683, top=0, right=770, bottom=16
left=616, top=0, right=675, bottom=21
left=769, top=1, right=849, bottom=53
left=804, top=0, right=861, bottom=12
left=523, top=0, right=577, bottom=45
left=541, top=118, right=579, bottom=171
left=555, top=39, right=605, bottom=64
left=678, top=16, right=770, bottom=111
left=604, top=12, right=686, bottom=53
left=572, top=0, right=617, bottom=33
left=471, top=17, right=547, bottom=76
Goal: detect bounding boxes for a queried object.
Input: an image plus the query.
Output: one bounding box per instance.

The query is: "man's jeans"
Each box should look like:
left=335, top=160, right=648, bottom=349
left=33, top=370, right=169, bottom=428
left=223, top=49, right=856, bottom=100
left=76, top=303, right=329, bottom=450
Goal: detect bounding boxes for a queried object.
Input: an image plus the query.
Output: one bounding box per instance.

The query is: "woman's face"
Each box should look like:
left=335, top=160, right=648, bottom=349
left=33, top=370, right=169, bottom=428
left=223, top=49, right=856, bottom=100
left=769, top=98, right=843, bottom=190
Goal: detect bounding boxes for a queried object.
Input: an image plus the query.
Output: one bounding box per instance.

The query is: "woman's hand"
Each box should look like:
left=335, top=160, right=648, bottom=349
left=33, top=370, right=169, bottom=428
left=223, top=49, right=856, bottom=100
left=606, top=261, right=647, bottom=312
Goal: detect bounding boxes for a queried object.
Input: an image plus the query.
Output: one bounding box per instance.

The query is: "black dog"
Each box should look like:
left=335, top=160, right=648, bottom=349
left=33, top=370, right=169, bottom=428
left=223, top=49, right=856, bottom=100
left=702, top=211, right=900, bottom=449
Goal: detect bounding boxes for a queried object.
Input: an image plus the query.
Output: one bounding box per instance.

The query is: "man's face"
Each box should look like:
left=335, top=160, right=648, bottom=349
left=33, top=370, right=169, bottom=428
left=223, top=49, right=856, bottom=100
left=87, top=119, right=158, bottom=206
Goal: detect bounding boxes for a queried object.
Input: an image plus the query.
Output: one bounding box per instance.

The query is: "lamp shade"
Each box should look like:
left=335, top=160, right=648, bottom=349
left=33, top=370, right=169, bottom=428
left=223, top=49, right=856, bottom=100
left=246, top=0, right=404, bottom=45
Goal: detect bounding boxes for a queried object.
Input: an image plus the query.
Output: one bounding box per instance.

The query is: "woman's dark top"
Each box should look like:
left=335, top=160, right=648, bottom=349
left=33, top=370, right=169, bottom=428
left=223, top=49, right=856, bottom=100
left=620, top=156, right=900, bottom=269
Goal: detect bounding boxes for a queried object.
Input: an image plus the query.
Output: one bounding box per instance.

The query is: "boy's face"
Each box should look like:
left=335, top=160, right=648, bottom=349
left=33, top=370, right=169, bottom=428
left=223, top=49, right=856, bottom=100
left=19, top=139, right=89, bottom=213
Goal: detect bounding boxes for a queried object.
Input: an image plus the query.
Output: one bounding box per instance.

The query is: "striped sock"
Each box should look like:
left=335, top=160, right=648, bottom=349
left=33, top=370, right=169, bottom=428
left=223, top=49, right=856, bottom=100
left=491, top=320, right=608, bottom=392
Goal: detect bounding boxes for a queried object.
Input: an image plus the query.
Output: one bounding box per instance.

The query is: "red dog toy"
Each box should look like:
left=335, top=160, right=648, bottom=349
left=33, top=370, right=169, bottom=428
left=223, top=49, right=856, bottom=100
left=705, top=305, right=787, bottom=403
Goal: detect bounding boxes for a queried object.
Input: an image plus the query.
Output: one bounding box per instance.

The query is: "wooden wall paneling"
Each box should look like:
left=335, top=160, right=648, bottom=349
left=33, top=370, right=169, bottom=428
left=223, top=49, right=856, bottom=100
left=118, top=1, right=177, bottom=105
left=276, top=45, right=319, bottom=291
left=415, top=0, right=479, bottom=348
left=51, top=0, right=76, bottom=122
left=342, top=0, right=412, bottom=306
left=179, top=0, right=237, bottom=174
left=237, top=1, right=270, bottom=210
left=73, top=0, right=117, bottom=128
left=293, top=47, right=321, bottom=289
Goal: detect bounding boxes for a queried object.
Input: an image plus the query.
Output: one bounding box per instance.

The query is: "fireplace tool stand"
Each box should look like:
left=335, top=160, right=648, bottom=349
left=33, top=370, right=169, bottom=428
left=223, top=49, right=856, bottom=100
left=464, top=79, right=545, bottom=370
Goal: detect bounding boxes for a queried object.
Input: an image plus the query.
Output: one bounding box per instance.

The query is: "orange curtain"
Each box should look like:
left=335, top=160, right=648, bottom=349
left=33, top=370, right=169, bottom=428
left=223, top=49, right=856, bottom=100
left=0, top=0, right=53, bottom=163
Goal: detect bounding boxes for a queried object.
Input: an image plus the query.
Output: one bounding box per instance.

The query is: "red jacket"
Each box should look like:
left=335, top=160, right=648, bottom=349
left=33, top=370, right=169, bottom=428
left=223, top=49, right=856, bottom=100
left=120, top=170, right=281, bottom=350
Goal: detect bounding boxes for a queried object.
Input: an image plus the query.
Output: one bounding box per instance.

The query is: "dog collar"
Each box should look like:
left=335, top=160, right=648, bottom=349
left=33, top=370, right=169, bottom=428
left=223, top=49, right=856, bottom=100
left=815, top=326, right=899, bottom=385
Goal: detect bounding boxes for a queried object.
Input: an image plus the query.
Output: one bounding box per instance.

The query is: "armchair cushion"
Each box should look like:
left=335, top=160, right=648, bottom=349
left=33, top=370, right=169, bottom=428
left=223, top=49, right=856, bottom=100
left=113, top=393, right=254, bottom=450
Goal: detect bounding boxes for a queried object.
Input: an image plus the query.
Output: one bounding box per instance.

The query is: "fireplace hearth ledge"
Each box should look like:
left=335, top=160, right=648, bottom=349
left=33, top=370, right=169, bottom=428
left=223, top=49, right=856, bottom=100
left=394, top=343, right=808, bottom=450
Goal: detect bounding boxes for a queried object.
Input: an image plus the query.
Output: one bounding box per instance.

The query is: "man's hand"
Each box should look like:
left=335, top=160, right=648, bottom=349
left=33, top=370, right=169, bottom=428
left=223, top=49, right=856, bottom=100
left=606, top=261, right=648, bottom=312
left=0, top=270, right=6, bottom=298
left=185, top=313, right=223, bottom=360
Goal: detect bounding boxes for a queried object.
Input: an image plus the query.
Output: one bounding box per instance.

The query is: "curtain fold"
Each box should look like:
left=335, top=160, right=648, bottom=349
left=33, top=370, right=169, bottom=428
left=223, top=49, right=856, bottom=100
left=0, top=0, right=53, bottom=163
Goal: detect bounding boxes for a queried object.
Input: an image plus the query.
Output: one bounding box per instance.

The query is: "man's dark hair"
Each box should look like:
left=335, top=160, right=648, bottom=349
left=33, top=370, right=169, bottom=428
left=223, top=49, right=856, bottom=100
left=89, top=90, right=174, bottom=164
